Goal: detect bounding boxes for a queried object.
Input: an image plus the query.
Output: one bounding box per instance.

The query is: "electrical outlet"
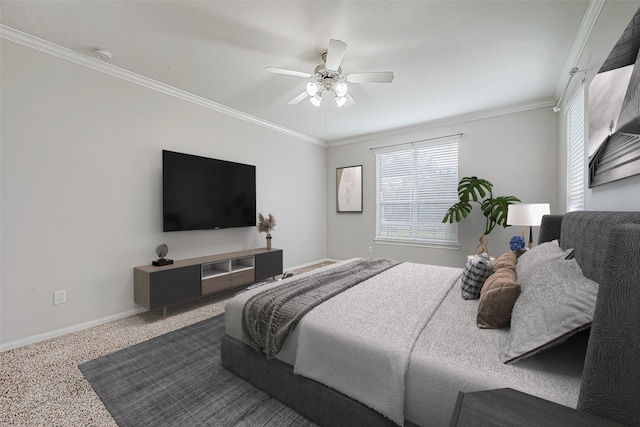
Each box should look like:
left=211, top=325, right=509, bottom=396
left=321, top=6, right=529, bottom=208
left=54, top=290, right=66, bottom=305
left=368, top=246, right=373, bottom=254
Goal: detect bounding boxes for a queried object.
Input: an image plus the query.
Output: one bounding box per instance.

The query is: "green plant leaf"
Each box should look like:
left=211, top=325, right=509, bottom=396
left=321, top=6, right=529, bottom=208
left=443, top=176, right=520, bottom=248
left=442, top=201, right=472, bottom=223
left=480, top=196, right=521, bottom=234
left=457, top=176, right=493, bottom=202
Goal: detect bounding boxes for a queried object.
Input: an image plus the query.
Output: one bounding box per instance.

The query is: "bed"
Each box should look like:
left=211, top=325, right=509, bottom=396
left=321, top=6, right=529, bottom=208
left=221, top=211, right=640, bottom=426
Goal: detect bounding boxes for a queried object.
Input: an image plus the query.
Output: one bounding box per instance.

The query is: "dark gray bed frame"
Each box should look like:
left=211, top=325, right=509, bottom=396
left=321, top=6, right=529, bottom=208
left=221, top=211, right=640, bottom=426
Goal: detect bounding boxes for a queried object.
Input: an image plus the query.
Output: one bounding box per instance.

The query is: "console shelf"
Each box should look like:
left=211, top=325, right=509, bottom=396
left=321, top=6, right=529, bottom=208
left=134, top=248, right=282, bottom=316
left=201, top=261, right=231, bottom=279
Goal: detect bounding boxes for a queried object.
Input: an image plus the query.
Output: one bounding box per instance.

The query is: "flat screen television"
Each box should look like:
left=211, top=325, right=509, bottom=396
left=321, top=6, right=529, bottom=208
left=162, top=150, right=256, bottom=232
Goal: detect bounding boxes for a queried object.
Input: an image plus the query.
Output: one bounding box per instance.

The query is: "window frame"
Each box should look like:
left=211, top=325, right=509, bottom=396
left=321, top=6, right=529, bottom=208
left=374, top=136, right=459, bottom=247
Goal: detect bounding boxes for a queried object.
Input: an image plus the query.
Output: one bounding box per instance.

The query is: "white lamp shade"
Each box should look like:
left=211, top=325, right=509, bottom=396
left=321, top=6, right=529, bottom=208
left=334, top=81, right=348, bottom=97
left=507, top=203, right=551, bottom=226
left=306, top=82, right=318, bottom=96
left=310, top=92, right=322, bottom=107
left=335, top=95, right=347, bottom=107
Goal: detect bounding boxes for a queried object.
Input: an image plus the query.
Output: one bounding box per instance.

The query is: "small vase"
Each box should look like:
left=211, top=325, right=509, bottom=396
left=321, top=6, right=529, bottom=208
left=266, top=234, right=272, bottom=250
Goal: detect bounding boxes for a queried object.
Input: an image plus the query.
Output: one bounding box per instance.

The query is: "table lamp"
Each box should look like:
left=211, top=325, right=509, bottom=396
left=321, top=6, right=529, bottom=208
left=507, top=203, right=550, bottom=249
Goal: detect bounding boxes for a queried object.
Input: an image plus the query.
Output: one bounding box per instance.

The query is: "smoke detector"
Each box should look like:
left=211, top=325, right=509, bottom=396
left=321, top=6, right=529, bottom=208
left=93, top=48, right=113, bottom=61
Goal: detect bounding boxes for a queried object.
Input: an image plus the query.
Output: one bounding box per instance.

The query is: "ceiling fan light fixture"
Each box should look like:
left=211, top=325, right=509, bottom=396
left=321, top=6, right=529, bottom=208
left=306, top=82, right=319, bottom=96
left=310, top=92, right=322, bottom=107
left=266, top=38, right=394, bottom=109
left=335, top=95, right=347, bottom=107
left=334, top=81, right=348, bottom=98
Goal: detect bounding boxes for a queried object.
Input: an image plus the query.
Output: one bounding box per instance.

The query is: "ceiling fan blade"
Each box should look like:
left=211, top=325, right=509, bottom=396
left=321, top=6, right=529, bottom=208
left=346, top=93, right=357, bottom=106
left=325, top=39, right=348, bottom=71
left=265, top=67, right=312, bottom=78
left=288, top=91, right=309, bottom=105
left=346, top=71, right=395, bottom=83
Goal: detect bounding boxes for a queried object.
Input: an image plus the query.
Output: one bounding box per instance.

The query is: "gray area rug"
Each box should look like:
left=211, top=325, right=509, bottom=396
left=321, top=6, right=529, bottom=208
left=79, top=314, right=316, bottom=426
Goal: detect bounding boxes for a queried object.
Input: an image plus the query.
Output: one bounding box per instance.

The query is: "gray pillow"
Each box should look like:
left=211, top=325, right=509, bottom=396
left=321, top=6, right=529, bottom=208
left=501, top=256, right=598, bottom=364
left=461, top=253, right=493, bottom=300
left=516, top=239, right=573, bottom=280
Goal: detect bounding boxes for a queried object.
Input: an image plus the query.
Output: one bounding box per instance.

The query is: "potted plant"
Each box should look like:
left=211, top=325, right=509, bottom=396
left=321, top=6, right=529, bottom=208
left=257, top=213, right=276, bottom=250
left=442, top=176, right=520, bottom=254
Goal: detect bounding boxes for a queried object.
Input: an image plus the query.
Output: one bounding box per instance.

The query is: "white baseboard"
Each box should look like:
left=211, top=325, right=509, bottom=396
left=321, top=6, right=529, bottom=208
left=0, top=307, right=147, bottom=353
left=1, top=259, right=340, bottom=353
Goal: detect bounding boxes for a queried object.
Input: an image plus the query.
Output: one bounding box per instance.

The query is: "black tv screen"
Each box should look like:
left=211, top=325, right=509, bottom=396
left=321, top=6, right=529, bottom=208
left=162, top=150, right=256, bottom=231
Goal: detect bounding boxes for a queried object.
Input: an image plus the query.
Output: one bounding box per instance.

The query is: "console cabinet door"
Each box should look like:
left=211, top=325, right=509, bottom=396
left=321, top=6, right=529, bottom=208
left=149, top=265, right=201, bottom=309
left=255, top=250, right=283, bottom=281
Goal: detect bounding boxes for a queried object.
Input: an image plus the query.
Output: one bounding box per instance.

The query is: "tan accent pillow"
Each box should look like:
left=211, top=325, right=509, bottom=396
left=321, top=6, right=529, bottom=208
left=492, top=251, right=517, bottom=270
left=477, top=265, right=521, bottom=329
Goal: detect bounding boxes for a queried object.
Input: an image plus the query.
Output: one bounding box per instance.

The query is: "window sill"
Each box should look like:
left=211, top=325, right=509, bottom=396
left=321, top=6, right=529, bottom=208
left=374, top=239, right=460, bottom=250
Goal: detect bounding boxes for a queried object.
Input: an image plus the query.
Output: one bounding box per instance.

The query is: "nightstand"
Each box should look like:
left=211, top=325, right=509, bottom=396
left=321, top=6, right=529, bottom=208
left=450, top=388, right=623, bottom=426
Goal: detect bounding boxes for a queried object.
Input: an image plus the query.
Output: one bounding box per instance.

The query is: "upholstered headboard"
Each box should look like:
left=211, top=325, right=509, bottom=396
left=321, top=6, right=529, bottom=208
left=539, top=211, right=640, bottom=426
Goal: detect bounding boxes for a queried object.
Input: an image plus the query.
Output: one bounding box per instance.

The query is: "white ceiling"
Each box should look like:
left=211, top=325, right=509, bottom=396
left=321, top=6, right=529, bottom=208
left=1, top=1, right=593, bottom=144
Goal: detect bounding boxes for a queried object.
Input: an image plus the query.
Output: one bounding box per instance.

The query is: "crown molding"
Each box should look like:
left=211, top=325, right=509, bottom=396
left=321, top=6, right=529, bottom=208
left=0, top=25, right=326, bottom=147
left=553, top=0, right=605, bottom=99
left=327, top=99, right=556, bottom=147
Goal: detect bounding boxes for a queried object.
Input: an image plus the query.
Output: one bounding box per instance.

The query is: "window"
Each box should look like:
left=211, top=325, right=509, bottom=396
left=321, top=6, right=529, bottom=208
left=375, top=136, right=459, bottom=246
left=567, top=85, right=585, bottom=212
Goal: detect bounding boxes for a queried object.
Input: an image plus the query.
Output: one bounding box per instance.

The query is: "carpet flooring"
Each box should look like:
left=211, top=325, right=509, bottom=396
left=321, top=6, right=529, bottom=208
left=1, top=262, right=334, bottom=426
left=0, top=295, right=229, bottom=426
left=80, top=314, right=316, bottom=426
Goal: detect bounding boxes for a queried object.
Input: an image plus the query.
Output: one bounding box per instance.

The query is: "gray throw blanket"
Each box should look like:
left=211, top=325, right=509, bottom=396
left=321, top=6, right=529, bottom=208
left=242, top=258, right=401, bottom=358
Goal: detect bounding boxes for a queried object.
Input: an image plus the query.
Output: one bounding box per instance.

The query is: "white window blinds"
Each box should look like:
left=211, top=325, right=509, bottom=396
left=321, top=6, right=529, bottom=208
left=567, top=84, right=585, bottom=212
left=375, top=137, right=459, bottom=245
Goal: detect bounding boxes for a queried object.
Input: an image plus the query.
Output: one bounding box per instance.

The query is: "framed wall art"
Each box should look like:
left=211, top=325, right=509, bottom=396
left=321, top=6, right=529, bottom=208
left=336, top=165, right=363, bottom=213
left=588, top=8, right=640, bottom=187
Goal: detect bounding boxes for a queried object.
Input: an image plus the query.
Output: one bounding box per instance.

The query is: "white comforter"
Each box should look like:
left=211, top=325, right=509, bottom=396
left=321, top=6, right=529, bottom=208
left=293, top=262, right=461, bottom=425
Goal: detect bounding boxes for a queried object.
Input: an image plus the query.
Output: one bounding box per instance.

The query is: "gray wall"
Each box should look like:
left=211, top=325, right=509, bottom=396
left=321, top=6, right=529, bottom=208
left=586, top=173, right=640, bottom=209
left=326, top=107, right=559, bottom=268
left=0, top=40, right=327, bottom=348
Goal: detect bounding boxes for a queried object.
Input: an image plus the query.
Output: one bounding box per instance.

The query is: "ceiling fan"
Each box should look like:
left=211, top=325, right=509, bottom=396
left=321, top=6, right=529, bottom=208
left=265, top=39, right=394, bottom=108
